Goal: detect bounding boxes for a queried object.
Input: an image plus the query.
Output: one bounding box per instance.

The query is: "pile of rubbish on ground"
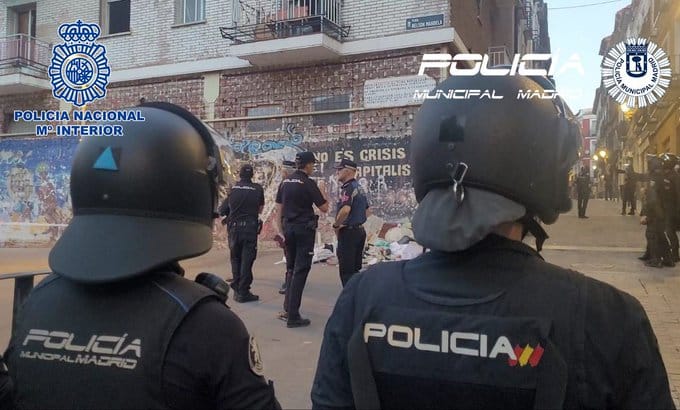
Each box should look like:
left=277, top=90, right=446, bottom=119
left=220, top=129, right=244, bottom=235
left=305, top=215, right=425, bottom=267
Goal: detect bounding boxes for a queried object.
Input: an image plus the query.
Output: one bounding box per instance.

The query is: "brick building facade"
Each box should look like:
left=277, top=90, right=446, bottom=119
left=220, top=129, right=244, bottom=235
left=0, top=0, right=550, bottom=247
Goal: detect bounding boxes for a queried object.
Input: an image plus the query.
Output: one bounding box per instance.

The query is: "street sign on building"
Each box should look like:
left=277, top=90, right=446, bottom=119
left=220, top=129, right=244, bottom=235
left=406, top=14, right=444, bottom=30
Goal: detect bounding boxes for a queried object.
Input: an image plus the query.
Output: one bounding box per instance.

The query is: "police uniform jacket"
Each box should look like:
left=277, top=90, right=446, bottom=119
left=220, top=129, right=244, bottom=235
left=641, top=177, right=665, bottom=223
left=311, top=235, right=673, bottom=410
left=575, top=174, right=590, bottom=197
left=219, top=180, right=265, bottom=226
left=336, top=179, right=369, bottom=226
left=5, top=269, right=280, bottom=410
left=276, top=170, right=326, bottom=225
left=0, top=356, right=11, bottom=410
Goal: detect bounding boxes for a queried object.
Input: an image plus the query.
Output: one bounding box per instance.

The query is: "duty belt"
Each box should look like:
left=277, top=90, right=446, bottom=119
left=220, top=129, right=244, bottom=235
left=229, top=220, right=257, bottom=228
left=344, top=224, right=364, bottom=230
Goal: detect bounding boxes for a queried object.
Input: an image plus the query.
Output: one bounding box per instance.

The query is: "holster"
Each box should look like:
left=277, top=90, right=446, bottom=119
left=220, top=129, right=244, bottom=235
left=305, top=215, right=319, bottom=230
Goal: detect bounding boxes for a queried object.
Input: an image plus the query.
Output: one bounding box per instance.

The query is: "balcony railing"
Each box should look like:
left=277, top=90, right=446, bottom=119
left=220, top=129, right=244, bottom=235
left=0, top=34, right=52, bottom=73
left=221, top=0, right=349, bottom=44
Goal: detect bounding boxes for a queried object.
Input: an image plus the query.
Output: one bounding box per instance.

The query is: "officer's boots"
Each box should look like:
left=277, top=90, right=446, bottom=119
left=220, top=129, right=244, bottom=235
left=645, top=259, right=664, bottom=268
left=234, top=292, right=260, bottom=303
left=672, top=248, right=680, bottom=263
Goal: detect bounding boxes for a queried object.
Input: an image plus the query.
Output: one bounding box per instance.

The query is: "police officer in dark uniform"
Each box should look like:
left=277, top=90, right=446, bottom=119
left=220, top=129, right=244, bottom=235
left=0, top=356, right=12, bottom=410
left=219, top=163, right=265, bottom=303
left=332, top=158, right=369, bottom=286
left=311, top=75, right=673, bottom=409
left=660, top=153, right=680, bottom=262
left=276, top=159, right=297, bottom=295
left=4, top=102, right=281, bottom=410
left=640, top=155, right=673, bottom=268
left=274, top=151, right=329, bottom=328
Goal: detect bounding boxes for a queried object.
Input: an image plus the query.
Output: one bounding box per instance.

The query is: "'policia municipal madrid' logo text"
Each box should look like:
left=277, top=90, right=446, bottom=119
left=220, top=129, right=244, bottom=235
left=49, top=20, right=111, bottom=107
left=602, top=38, right=671, bottom=108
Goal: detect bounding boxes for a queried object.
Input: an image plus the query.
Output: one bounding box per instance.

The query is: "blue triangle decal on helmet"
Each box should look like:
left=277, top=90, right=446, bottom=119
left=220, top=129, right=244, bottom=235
left=93, top=147, right=118, bottom=171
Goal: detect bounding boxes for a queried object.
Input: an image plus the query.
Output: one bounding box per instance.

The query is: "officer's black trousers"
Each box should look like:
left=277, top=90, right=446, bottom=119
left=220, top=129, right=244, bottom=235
left=577, top=194, right=589, bottom=217
left=664, top=213, right=679, bottom=258
left=283, top=224, right=316, bottom=319
left=228, top=229, right=258, bottom=295
left=646, top=218, right=670, bottom=262
left=337, top=226, right=366, bottom=287
left=622, top=190, right=636, bottom=213
left=604, top=183, right=613, bottom=201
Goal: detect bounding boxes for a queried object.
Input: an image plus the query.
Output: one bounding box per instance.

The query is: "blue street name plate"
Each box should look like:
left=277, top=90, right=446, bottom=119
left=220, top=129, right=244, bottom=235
left=406, top=14, right=444, bottom=30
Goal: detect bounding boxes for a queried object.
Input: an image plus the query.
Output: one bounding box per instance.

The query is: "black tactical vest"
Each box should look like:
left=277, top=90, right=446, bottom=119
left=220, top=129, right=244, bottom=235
left=346, top=249, right=587, bottom=410
left=7, top=271, right=219, bottom=410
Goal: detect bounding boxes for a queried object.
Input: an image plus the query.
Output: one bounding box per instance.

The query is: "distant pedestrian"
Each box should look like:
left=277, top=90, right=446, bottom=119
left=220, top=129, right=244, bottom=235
left=576, top=166, right=590, bottom=218
left=604, top=163, right=614, bottom=201
left=619, top=164, right=639, bottom=215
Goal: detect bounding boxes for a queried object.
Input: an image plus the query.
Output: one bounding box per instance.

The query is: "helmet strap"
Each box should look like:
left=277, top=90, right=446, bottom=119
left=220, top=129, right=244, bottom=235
left=519, top=214, right=549, bottom=253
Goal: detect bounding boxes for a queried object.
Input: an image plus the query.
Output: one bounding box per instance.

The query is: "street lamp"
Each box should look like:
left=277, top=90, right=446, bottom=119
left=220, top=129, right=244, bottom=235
left=593, top=154, right=599, bottom=161
left=599, top=149, right=607, bottom=159
left=620, top=103, right=634, bottom=120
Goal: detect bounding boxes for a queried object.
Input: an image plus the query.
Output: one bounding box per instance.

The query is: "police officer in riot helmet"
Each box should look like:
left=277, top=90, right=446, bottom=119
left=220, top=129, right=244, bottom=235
left=660, top=153, right=680, bottom=262
left=640, top=154, right=674, bottom=268
left=218, top=163, right=265, bottom=303
left=312, top=74, right=673, bottom=409
left=274, top=151, right=329, bottom=328
left=4, top=102, right=281, bottom=410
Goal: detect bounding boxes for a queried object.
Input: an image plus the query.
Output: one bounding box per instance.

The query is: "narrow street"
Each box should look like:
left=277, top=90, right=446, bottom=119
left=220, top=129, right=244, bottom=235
left=1, top=198, right=679, bottom=408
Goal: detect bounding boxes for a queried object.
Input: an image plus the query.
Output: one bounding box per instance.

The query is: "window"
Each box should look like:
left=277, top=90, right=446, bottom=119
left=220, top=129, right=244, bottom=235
left=101, top=0, right=130, bottom=35
left=590, top=119, right=597, bottom=136
left=176, top=0, right=205, bottom=24
left=312, top=94, right=350, bottom=126
left=8, top=4, right=36, bottom=37
left=247, top=106, right=283, bottom=133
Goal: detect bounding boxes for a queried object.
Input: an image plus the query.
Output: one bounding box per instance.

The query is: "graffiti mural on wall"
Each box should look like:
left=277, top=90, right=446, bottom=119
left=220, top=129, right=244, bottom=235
left=0, top=128, right=416, bottom=248
left=305, top=136, right=416, bottom=222
left=0, top=137, right=78, bottom=247
left=230, top=124, right=304, bottom=155
left=219, top=124, right=305, bottom=245
left=222, top=124, right=415, bottom=246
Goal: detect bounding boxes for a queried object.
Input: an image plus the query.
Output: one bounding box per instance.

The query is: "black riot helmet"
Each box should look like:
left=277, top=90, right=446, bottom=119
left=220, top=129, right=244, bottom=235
left=49, top=102, right=225, bottom=283
left=659, top=152, right=678, bottom=170
left=411, top=74, right=581, bottom=225
left=648, top=154, right=663, bottom=174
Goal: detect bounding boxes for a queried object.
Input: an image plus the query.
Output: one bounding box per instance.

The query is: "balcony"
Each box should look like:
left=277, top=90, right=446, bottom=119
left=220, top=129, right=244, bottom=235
left=0, top=34, right=52, bottom=95
left=220, top=0, right=350, bottom=66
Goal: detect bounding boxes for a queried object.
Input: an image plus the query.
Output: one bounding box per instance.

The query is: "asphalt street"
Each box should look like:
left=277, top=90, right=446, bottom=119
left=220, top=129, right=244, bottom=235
left=1, top=198, right=679, bottom=408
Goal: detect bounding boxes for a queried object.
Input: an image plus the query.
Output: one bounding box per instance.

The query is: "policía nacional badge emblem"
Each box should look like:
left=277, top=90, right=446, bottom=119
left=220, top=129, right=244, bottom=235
left=48, top=20, right=111, bottom=107
left=601, top=37, right=672, bottom=108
